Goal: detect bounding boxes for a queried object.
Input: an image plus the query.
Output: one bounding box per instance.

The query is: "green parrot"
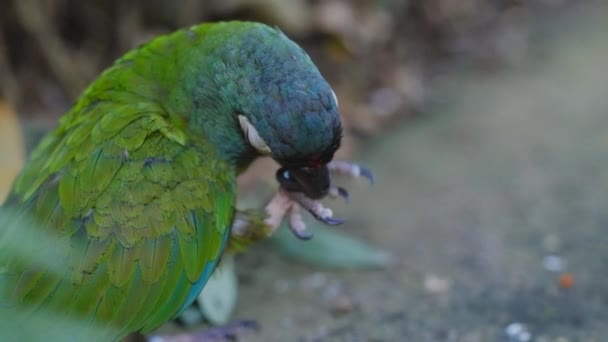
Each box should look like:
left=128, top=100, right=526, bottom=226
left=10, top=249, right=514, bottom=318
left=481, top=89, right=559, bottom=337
left=0, top=21, right=372, bottom=341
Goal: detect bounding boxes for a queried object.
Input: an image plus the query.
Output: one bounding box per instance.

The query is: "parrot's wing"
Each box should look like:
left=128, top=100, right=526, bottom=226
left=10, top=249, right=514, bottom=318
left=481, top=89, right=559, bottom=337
left=0, top=110, right=236, bottom=340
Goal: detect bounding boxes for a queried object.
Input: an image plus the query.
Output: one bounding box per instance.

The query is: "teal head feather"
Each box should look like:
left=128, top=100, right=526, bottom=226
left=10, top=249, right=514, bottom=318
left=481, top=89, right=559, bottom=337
left=183, top=22, right=342, bottom=169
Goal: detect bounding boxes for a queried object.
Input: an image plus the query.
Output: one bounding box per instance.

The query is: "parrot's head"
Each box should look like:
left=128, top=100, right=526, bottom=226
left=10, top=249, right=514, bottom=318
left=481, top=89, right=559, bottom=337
left=235, top=25, right=342, bottom=200
left=196, top=23, right=343, bottom=199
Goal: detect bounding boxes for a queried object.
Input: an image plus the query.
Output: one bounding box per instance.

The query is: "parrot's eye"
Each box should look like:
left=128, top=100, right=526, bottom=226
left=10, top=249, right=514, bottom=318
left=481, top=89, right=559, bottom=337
left=238, top=115, right=272, bottom=154
left=276, top=168, right=300, bottom=193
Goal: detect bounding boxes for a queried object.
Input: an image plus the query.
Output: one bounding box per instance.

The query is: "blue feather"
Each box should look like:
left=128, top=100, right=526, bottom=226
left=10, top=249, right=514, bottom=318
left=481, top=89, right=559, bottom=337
left=176, top=231, right=229, bottom=315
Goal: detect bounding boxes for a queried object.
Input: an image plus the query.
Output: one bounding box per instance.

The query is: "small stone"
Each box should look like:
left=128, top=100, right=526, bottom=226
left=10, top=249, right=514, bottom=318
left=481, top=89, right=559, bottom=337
left=300, top=272, right=328, bottom=291
left=542, top=255, right=566, bottom=272
left=330, top=295, right=356, bottom=316
left=518, top=331, right=532, bottom=342
left=505, top=322, right=532, bottom=342
left=558, top=273, right=574, bottom=289
left=423, top=273, right=452, bottom=294
left=505, top=322, right=525, bottom=336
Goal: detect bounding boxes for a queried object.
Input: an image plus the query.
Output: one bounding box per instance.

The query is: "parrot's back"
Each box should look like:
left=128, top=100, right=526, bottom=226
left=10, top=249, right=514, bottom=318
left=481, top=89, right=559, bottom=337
left=0, top=22, right=241, bottom=341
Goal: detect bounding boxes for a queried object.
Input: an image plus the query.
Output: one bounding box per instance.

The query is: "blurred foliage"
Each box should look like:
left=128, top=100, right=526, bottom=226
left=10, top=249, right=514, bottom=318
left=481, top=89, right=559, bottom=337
left=271, top=219, right=392, bottom=269
left=0, top=0, right=570, bottom=141
left=0, top=207, right=120, bottom=341
left=0, top=0, right=570, bottom=194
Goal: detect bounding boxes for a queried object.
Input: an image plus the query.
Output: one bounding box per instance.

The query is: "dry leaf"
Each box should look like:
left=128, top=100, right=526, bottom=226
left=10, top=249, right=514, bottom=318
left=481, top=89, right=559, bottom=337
left=0, top=101, right=25, bottom=202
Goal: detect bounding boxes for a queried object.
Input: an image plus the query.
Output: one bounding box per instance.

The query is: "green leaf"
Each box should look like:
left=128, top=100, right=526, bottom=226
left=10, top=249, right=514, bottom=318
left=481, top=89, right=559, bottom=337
left=270, top=219, right=391, bottom=269
left=197, top=254, right=238, bottom=325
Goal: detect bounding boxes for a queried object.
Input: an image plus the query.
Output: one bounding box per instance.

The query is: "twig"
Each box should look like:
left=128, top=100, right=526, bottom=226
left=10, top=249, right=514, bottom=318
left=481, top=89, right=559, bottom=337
left=0, top=28, right=20, bottom=104
left=13, top=0, right=89, bottom=98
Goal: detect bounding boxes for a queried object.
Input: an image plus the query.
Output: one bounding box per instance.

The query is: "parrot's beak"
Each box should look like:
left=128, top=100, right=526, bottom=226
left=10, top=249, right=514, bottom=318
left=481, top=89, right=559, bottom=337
left=276, top=165, right=330, bottom=200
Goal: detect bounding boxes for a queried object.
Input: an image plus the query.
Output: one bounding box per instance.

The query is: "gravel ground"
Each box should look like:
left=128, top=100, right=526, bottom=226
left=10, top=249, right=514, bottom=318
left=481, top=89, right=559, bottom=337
left=207, top=2, right=608, bottom=341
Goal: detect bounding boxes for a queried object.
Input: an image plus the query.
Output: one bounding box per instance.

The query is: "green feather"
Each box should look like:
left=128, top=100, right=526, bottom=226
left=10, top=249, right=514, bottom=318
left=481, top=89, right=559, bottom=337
left=108, top=243, right=138, bottom=287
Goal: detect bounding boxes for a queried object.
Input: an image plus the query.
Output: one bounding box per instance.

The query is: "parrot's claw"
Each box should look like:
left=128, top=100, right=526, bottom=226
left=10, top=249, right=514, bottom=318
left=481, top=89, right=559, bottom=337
left=286, top=204, right=314, bottom=240
left=290, top=225, right=315, bottom=240
left=263, top=188, right=345, bottom=240
left=149, top=319, right=259, bottom=342
left=320, top=216, right=347, bottom=225
left=359, top=165, right=376, bottom=184
left=328, top=186, right=350, bottom=202
left=328, top=160, right=376, bottom=184
left=288, top=191, right=347, bottom=226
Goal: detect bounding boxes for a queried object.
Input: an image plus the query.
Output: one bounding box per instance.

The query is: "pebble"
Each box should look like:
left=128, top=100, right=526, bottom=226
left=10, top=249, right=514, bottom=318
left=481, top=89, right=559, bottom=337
left=300, top=272, right=328, bottom=291
left=542, top=255, right=566, bottom=272
left=330, top=295, right=356, bottom=316
left=505, top=322, right=532, bottom=342
left=558, top=273, right=574, bottom=289
left=423, top=273, right=452, bottom=294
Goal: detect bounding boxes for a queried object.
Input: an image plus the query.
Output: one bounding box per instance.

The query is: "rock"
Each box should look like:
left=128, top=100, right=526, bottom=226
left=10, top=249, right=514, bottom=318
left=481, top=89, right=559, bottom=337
left=423, top=273, right=452, bottom=294
left=330, top=295, right=356, bottom=316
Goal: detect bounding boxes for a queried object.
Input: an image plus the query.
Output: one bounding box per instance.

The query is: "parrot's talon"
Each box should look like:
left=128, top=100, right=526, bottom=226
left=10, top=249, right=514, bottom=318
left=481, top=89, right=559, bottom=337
left=358, top=165, right=376, bottom=185
left=287, top=192, right=342, bottom=226
left=286, top=203, right=313, bottom=240
left=329, top=186, right=350, bottom=202
left=328, top=160, right=376, bottom=184
left=320, top=216, right=347, bottom=225
left=290, top=226, right=314, bottom=240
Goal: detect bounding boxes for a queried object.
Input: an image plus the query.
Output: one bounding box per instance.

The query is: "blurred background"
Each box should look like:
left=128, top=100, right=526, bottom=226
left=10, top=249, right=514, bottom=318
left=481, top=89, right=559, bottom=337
left=1, top=0, right=607, bottom=341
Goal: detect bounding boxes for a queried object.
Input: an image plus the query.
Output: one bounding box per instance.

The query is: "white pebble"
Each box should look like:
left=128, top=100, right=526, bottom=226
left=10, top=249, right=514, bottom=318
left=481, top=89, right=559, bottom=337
left=423, top=273, right=451, bottom=294
left=542, top=255, right=566, bottom=272
left=505, top=322, right=525, bottom=336
left=505, top=322, right=532, bottom=342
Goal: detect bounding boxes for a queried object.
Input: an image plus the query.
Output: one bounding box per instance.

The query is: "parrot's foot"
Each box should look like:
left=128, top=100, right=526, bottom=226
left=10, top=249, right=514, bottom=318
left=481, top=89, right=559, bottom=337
left=263, top=187, right=314, bottom=240
left=148, top=320, right=259, bottom=342
left=266, top=160, right=374, bottom=240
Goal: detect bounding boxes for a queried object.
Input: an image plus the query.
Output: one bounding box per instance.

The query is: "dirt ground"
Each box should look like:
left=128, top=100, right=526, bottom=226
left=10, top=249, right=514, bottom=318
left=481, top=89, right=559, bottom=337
left=204, top=2, right=608, bottom=341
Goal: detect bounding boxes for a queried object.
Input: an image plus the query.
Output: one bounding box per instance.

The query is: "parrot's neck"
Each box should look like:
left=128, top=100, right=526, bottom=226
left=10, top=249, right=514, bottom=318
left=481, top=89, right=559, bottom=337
left=187, top=103, right=257, bottom=171
left=170, top=55, right=258, bottom=171
left=191, top=112, right=257, bottom=171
